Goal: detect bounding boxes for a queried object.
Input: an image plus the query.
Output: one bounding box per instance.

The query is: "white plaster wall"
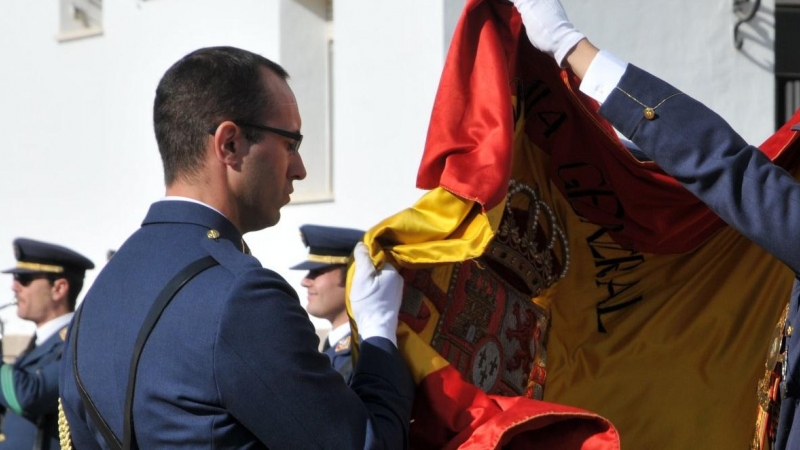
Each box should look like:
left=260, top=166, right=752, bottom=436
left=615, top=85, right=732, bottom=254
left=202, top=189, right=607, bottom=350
left=280, top=0, right=333, bottom=202
left=561, top=0, right=776, bottom=145
left=0, top=0, right=776, bottom=336
left=0, top=0, right=447, bottom=334
left=272, top=0, right=446, bottom=328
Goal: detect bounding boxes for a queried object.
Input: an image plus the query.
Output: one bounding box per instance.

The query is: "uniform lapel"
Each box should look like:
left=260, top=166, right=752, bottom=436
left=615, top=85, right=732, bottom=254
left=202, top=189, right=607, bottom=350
left=17, top=330, right=62, bottom=367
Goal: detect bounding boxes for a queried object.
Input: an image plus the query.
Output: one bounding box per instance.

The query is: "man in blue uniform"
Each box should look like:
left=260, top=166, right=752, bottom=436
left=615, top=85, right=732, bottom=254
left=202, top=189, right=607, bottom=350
left=291, top=224, right=365, bottom=382
left=511, top=0, right=800, bottom=448
left=0, top=238, right=93, bottom=450
left=59, top=46, right=414, bottom=449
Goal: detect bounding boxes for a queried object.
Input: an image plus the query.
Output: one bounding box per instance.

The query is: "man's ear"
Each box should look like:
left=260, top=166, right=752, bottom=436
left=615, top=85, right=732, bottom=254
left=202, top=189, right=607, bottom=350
left=51, top=278, right=70, bottom=305
left=211, top=121, right=243, bottom=169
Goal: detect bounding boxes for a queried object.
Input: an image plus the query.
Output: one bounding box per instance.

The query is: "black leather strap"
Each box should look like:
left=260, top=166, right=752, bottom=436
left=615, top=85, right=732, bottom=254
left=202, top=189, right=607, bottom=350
left=123, top=255, right=218, bottom=449
left=72, top=255, right=219, bottom=450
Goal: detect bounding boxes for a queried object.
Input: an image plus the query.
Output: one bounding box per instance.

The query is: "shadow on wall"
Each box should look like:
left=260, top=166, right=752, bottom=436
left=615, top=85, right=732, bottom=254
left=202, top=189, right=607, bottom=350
left=736, top=4, right=776, bottom=73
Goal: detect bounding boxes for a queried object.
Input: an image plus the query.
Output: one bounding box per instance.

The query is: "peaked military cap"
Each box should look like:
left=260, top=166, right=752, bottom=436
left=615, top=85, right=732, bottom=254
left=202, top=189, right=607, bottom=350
left=1, top=238, right=94, bottom=277
left=290, top=225, right=364, bottom=271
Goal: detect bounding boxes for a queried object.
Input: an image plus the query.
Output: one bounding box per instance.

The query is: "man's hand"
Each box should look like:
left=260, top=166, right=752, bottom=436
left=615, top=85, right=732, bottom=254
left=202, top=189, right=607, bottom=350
left=350, top=243, right=403, bottom=346
left=511, top=0, right=585, bottom=67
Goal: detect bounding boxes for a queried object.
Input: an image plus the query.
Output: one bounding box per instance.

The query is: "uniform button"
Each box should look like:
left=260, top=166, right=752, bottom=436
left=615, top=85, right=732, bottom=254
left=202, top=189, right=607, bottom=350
left=207, top=229, right=220, bottom=240
left=644, top=108, right=656, bottom=120
left=788, top=326, right=794, bottom=337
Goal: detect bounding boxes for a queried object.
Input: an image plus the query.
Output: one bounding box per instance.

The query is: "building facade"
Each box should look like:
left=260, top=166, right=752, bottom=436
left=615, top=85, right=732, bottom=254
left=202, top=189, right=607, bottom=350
left=0, top=0, right=790, bottom=345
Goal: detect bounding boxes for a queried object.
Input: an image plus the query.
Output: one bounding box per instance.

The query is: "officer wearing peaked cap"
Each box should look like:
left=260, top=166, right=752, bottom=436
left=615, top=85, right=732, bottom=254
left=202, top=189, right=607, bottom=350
left=0, top=238, right=93, bottom=450
left=291, top=225, right=364, bottom=382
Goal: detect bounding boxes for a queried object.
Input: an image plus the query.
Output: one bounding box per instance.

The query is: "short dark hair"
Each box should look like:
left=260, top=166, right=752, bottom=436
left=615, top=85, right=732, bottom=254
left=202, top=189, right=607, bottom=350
left=47, top=273, right=84, bottom=312
left=65, top=276, right=84, bottom=312
left=153, top=46, right=290, bottom=185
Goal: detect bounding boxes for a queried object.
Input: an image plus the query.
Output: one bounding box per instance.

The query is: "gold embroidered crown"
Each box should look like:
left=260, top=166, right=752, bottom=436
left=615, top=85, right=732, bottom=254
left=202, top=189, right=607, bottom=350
left=483, top=180, right=569, bottom=297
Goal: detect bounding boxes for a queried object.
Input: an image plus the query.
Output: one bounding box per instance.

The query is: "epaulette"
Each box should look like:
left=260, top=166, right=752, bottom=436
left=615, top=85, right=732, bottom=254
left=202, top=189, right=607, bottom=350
left=201, top=232, right=260, bottom=276
left=201, top=230, right=297, bottom=301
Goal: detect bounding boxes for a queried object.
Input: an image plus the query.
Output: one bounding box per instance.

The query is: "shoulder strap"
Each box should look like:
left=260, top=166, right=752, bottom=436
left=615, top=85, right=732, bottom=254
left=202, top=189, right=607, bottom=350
left=123, top=255, right=219, bottom=449
left=72, top=255, right=219, bottom=450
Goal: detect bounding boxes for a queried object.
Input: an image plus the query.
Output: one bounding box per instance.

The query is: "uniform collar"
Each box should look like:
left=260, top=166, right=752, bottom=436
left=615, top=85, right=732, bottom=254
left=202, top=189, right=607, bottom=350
left=36, top=312, right=73, bottom=345
left=161, top=196, right=226, bottom=217
left=326, top=323, right=351, bottom=347
left=144, top=200, right=245, bottom=252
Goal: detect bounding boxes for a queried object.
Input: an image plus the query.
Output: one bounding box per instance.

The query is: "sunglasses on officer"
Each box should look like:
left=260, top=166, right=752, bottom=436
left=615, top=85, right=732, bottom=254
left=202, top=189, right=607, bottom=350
left=13, top=273, right=53, bottom=287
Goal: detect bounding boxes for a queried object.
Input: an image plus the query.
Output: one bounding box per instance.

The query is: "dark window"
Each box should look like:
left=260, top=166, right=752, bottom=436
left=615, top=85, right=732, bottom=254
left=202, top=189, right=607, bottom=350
left=775, top=3, right=800, bottom=128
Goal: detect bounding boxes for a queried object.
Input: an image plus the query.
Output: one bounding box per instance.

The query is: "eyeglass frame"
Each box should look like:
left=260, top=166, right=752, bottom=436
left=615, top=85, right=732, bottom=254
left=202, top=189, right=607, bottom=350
left=207, top=121, right=303, bottom=153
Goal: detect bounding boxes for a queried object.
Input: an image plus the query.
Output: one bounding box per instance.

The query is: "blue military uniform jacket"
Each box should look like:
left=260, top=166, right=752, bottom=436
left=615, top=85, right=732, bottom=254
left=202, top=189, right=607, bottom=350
left=59, top=201, right=414, bottom=449
left=324, top=332, right=353, bottom=383
left=599, top=64, right=800, bottom=449
left=0, top=327, right=66, bottom=450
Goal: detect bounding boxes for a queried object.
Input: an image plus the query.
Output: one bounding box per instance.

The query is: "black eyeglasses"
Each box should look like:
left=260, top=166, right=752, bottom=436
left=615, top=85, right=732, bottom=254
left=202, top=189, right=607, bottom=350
left=13, top=273, right=52, bottom=287
left=208, top=122, right=303, bottom=153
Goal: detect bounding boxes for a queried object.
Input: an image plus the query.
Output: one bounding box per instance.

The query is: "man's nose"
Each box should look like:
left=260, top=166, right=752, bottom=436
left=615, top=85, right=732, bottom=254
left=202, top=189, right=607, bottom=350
left=291, top=154, right=307, bottom=181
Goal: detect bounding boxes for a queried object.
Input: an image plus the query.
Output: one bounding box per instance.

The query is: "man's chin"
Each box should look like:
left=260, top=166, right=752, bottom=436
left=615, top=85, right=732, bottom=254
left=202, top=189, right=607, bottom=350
left=247, top=212, right=280, bottom=232
left=265, top=210, right=281, bottom=228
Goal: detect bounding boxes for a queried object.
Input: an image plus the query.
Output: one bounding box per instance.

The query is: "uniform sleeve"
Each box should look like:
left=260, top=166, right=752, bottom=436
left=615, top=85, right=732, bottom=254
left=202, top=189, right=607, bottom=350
left=0, top=348, right=61, bottom=417
left=599, top=64, right=800, bottom=274
left=213, top=268, right=414, bottom=450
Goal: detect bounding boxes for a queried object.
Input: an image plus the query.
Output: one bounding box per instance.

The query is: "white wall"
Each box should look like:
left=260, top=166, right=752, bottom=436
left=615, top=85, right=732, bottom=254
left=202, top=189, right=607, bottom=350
left=561, top=0, right=776, bottom=145
left=0, top=0, right=449, bottom=334
left=269, top=0, right=447, bottom=327
left=280, top=0, right=333, bottom=203
left=0, top=0, right=778, bottom=334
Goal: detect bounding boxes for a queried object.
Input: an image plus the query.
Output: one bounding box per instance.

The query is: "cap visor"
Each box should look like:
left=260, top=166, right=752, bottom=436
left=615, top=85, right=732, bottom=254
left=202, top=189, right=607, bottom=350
left=1, top=268, right=40, bottom=274
left=290, top=261, right=337, bottom=271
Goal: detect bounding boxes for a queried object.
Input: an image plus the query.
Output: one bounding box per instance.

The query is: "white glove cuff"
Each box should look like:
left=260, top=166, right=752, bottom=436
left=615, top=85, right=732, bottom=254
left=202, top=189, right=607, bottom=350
left=552, top=28, right=586, bottom=67
left=513, top=0, right=586, bottom=67
left=358, top=318, right=398, bottom=346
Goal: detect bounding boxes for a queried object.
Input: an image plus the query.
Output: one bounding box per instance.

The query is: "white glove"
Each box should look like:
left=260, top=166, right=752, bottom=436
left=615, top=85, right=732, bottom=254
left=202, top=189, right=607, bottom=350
left=350, top=242, right=403, bottom=346
left=511, top=0, right=586, bottom=67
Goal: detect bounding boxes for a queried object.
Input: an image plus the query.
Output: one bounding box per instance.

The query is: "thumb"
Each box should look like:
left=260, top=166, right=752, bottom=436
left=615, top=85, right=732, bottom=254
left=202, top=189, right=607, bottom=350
left=351, top=242, right=378, bottom=301
left=352, top=242, right=374, bottom=270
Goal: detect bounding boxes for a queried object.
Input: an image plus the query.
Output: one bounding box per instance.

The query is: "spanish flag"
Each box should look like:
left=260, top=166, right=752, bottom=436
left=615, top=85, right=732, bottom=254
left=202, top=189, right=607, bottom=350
left=348, top=0, right=800, bottom=448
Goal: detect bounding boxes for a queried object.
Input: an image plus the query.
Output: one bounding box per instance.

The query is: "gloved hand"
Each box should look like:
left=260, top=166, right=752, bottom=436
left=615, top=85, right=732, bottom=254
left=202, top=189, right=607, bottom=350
left=350, top=242, right=403, bottom=346
left=511, top=0, right=586, bottom=66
